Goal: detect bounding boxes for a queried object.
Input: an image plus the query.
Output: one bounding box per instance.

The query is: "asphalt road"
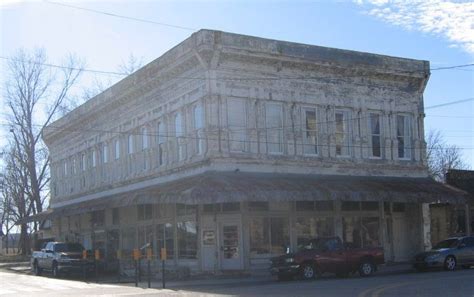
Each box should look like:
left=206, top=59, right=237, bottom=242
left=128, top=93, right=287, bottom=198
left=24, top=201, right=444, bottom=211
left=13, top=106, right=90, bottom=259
left=0, top=268, right=473, bottom=297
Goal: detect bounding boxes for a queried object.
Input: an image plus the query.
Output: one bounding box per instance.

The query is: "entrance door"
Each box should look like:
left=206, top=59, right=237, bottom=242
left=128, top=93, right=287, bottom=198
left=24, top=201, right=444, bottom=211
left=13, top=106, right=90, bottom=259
left=219, top=221, right=242, bottom=270
left=392, top=216, right=410, bottom=262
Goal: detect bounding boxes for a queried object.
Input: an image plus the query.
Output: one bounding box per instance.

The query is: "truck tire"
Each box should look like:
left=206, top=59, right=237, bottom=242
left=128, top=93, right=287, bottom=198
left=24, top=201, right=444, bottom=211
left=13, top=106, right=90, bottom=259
left=52, top=262, right=60, bottom=278
left=301, top=263, right=316, bottom=280
left=359, top=260, right=375, bottom=277
left=33, top=261, right=42, bottom=276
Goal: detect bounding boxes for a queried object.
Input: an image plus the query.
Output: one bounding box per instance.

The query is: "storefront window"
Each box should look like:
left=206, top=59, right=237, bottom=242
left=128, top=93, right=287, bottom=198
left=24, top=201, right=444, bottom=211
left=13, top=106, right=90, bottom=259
left=177, top=221, right=197, bottom=259
left=249, top=217, right=289, bottom=256
left=343, top=217, right=380, bottom=248
left=295, top=217, right=334, bottom=248
left=176, top=204, right=197, bottom=216
left=157, top=223, right=174, bottom=259
left=121, top=227, right=136, bottom=255
left=106, top=230, right=120, bottom=261
left=361, top=217, right=381, bottom=247
left=137, top=225, right=154, bottom=253
left=137, top=204, right=153, bottom=221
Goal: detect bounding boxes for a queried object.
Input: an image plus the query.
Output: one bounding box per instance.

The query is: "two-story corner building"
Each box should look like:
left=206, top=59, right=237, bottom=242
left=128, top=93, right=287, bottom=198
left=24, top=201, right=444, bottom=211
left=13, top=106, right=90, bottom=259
left=38, top=30, right=465, bottom=274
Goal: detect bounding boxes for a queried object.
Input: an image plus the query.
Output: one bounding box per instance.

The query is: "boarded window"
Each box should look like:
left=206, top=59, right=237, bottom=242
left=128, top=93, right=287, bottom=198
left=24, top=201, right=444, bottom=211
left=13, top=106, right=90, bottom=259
left=103, top=144, right=108, bottom=163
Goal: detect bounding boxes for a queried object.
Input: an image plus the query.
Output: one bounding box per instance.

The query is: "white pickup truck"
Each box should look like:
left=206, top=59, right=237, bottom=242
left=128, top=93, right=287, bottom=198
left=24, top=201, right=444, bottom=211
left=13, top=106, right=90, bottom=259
left=31, top=242, right=92, bottom=277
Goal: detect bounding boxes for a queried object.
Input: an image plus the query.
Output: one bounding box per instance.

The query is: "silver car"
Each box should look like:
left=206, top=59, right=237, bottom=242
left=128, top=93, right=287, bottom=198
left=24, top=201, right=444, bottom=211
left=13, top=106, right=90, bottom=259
left=414, top=236, right=474, bottom=271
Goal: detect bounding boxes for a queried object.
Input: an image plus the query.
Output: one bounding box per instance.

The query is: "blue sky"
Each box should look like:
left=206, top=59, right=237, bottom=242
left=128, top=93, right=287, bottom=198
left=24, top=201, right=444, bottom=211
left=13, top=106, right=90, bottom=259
left=1, top=0, right=473, bottom=167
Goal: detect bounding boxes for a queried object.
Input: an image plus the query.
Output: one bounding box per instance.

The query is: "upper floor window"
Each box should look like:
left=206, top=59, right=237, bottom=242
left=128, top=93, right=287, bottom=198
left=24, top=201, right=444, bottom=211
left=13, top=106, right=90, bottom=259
left=72, top=158, right=77, bottom=174
left=103, top=144, right=108, bottom=164
left=157, top=121, right=166, bottom=166
left=128, top=134, right=134, bottom=155
left=397, top=114, right=411, bottom=159
left=114, top=139, right=120, bottom=160
left=193, top=104, right=204, bottom=155
left=142, top=127, right=148, bottom=150
left=175, top=112, right=184, bottom=161
left=81, top=153, right=86, bottom=171
left=63, top=160, right=68, bottom=176
left=369, top=113, right=382, bottom=158
left=302, top=107, right=318, bottom=155
left=335, top=110, right=351, bottom=156
left=227, top=98, right=247, bottom=152
left=265, top=102, right=283, bottom=154
left=91, top=149, right=97, bottom=167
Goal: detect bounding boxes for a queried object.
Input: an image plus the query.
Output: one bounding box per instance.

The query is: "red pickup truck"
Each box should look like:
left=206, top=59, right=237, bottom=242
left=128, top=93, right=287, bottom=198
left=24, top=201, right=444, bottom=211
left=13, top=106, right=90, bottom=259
left=270, top=237, right=384, bottom=281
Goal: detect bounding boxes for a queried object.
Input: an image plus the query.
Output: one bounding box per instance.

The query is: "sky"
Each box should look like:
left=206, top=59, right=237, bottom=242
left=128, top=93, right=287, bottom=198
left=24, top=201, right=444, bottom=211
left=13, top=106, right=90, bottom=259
left=1, top=0, right=473, bottom=167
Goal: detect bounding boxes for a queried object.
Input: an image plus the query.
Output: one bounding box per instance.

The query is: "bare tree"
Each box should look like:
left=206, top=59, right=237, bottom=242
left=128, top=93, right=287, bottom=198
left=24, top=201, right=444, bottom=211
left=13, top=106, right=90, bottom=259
left=426, top=130, right=469, bottom=182
left=82, top=53, right=143, bottom=100
left=118, top=53, right=144, bottom=75
left=2, top=49, right=82, bottom=253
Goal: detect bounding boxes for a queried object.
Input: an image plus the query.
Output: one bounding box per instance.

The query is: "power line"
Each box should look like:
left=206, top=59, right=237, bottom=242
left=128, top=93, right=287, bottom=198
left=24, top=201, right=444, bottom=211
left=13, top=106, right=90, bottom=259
left=430, top=64, right=474, bottom=71
left=44, top=0, right=196, bottom=31
left=0, top=56, right=125, bottom=76
left=2, top=55, right=474, bottom=80
left=425, top=98, right=474, bottom=110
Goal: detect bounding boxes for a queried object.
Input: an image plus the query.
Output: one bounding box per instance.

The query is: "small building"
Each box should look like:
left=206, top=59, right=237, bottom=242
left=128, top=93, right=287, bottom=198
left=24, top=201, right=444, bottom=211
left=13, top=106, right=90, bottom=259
left=430, top=170, right=473, bottom=245
left=33, top=30, right=465, bottom=274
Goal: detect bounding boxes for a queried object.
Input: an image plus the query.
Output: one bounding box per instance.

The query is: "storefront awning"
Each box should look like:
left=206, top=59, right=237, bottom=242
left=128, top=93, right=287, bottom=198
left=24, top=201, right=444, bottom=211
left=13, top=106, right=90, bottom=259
left=21, top=171, right=468, bottom=221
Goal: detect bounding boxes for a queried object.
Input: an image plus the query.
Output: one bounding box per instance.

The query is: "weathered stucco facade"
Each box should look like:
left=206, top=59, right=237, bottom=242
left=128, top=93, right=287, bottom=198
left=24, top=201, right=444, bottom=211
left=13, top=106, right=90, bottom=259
left=41, top=30, right=465, bottom=274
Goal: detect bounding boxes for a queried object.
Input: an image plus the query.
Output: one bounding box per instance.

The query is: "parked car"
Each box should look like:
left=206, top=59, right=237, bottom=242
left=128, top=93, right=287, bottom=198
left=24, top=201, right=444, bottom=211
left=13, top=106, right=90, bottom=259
left=270, top=237, right=384, bottom=281
left=414, top=236, right=474, bottom=271
left=31, top=242, right=92, bottom=277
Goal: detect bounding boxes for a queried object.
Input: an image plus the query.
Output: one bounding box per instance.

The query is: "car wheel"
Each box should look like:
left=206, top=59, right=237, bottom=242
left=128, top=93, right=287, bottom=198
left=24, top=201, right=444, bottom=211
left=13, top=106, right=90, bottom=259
left=52, top=262, right=60, bottom=278
left=33, top=261, right=42, bottom=276
left=359, top=260, right=375, bottom=277
left=444, top=256, right=456, bottom=271
left=301, top=264, right=316, bottom=280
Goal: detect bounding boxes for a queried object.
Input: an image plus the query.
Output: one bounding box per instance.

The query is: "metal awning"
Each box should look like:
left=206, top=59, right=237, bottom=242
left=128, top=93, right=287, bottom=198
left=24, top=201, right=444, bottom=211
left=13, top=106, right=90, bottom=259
left=19, top=171, right=468, bottom=222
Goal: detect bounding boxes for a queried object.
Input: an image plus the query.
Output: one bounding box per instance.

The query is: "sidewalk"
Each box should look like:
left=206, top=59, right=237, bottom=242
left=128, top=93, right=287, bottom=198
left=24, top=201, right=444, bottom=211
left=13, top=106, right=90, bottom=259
left=0, top=261, right=414, bottom=289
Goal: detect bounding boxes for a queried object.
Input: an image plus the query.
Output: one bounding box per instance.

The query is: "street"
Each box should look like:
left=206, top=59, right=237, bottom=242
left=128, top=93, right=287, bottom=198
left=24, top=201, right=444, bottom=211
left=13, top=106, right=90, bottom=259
left=0, top=268, right=473, bottom=297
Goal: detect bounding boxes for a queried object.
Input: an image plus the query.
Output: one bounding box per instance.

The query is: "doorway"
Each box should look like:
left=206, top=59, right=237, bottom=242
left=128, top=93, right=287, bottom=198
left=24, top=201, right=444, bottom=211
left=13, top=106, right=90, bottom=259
left=218, top=219, right=243, bottom=270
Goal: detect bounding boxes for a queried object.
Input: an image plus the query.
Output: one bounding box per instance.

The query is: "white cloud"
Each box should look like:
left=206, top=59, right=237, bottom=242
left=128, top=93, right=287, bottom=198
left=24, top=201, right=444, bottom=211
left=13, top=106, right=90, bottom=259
left=356, top=0, right=474, bottom=54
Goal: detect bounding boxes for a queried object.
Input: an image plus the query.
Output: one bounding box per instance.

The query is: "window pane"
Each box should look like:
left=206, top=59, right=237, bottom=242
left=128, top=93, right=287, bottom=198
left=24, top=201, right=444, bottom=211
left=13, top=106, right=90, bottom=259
left=335, top=111, right=350, bottom=156
left=222, top=202, right=240, bottom=212
left=303, top=108, right=318, bottom=155
left=156, top=223, right=174, bottom=260
left=361, top=201, right=379, bottom=211
left=270, top=218, right=289, bottom=255
left=315, top=201, right=334, bottom=211
left=177, top=221, right=197, bottom=259
left=249, top=217, right=270, bottom=255
left=295, top=201, right=315, bottom=211
left=228, top=98, right=247, bottom=152
left=361, top=217, right=380, bottom=247
left=248, top=201, right=269, bottom=211
left=341, top=201, right=360, bottom=211
left=295, top=217, right=334, bottom=248
left=342, top=217, right=362, bottom=248
left=397, top=115, right=411, bottom=159
left=370, top=113, right=381, bottom=157
left=194, top=105, right=204, bottom=154
left=115, top=140, right=120, bottom=160
left=142, top=127, right=148, bottom=149
left=103, top=144, right=108, bottom=163
left=266, top=103, right=283, bottom=153
left=128, top=134, right=134, bottom=154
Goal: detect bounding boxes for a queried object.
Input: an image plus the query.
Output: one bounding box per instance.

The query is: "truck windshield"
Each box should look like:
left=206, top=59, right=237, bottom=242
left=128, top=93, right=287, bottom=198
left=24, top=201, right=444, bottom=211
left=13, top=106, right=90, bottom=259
left=433, top=239, right=459, bottom=249
left=54, top=243, right=84, bottom=253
